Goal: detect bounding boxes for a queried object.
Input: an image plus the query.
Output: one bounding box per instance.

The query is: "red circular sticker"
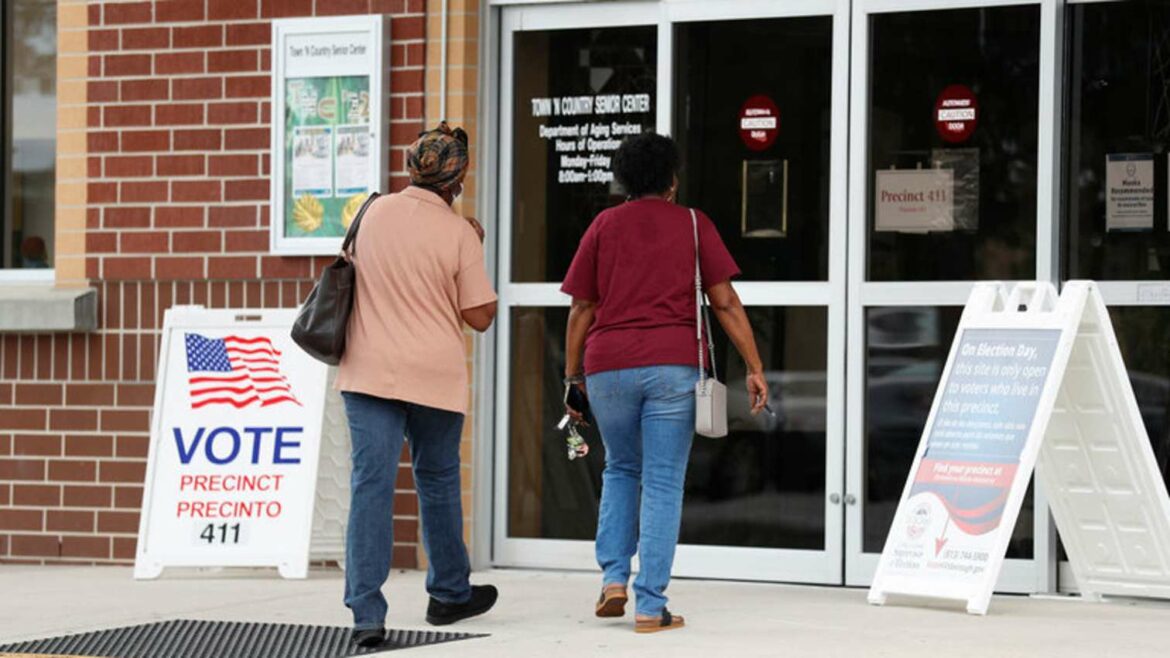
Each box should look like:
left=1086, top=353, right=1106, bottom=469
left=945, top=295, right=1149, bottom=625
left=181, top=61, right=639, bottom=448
left=934, top=84, right=978, bottom=143
left=738, top=95, right=780, bottom=151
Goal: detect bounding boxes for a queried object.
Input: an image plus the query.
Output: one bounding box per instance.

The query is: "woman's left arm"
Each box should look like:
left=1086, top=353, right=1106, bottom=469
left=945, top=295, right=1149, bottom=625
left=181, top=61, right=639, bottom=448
left=707, top=281, right=768, bottom=415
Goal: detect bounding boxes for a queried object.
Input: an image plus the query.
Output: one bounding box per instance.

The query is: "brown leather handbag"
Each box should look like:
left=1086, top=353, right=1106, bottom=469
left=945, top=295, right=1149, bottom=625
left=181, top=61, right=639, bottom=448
left=290, top=192, right=380, bottom=365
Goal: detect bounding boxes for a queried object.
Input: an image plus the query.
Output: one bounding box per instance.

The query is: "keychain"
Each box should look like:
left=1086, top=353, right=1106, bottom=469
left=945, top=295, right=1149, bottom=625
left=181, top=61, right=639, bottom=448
left=557, top=413, right=590, bottom=461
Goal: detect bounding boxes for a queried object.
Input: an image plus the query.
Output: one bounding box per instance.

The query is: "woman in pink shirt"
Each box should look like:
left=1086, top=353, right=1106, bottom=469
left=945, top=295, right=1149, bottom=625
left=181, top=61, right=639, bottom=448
left=562, top=133, right=768, bottom=633
left=335, top=124, right=498, bottom=647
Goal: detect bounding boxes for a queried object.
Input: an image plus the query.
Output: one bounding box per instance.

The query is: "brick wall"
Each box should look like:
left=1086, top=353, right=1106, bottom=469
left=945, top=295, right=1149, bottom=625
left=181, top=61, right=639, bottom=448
left=421, top=0, right=480, bottom=569
left=0, top=0, right=429, bottom=568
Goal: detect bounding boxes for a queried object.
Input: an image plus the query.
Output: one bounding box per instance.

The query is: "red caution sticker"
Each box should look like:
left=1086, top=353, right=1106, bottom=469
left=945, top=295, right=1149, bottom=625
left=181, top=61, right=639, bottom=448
left=738, top=95, right=780, bottom=151
left=935, top=84, right=978, bottom=144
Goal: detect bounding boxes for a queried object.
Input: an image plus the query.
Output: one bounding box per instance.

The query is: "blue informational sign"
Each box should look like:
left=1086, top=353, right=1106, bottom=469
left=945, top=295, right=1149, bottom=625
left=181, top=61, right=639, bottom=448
left=911, top=328, right=1060, bottom=536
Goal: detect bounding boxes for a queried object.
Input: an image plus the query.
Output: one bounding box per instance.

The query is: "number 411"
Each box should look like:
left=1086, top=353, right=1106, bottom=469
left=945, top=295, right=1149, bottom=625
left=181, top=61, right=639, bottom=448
left=200, top=523, right=241, bottom=545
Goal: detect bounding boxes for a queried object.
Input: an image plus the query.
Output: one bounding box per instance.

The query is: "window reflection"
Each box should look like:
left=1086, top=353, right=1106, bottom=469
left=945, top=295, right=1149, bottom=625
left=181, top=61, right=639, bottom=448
left=867, top=7, right=1039, bottom=281
left=4, top=0, right=56, bottom=270
left=511, top=27, right=657, bottom=283
left=507, top=306, right=829, bottom=551
left=1110, top=307, right=1170, bottom=489
left=507, top=307, right=605, bottom=540
left=863, top=306, right=1034, bottom=558
left=682, top=307, right=828, bottom=550
left=675, top=17, right=833, bottom=282
left=1065, top=3, right=1170, bottom=280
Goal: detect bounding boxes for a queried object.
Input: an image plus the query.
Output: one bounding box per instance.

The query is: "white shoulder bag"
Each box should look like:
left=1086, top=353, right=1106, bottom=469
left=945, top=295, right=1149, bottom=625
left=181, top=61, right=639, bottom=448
left=691, top=209, right=728, bottom=438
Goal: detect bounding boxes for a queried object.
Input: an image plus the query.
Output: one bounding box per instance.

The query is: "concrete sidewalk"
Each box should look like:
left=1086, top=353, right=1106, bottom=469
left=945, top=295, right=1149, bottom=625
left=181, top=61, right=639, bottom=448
left=1, top=565, right=1168, bottom=657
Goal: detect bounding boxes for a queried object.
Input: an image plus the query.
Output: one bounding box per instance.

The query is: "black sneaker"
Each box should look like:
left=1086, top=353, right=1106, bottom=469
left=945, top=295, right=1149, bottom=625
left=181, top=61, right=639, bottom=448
left=351, top=627, right=385, bottom=648
left=425, top=584, right=499, bottom=626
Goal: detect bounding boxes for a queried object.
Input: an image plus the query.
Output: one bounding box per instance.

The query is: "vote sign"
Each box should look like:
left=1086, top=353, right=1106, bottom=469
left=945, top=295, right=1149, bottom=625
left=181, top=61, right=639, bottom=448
left=135, top=308, right=328, bottom=579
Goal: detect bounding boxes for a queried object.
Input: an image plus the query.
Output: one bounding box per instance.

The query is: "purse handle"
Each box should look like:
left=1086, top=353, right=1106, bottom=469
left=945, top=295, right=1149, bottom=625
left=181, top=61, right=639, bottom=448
left=341, top=191, right=382, bottom=259
left=691, top=208, right=717, bottom=382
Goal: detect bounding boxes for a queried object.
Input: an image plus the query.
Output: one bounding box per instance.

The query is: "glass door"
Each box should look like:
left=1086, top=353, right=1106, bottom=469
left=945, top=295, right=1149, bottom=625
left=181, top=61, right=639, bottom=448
left=845, top=0, right=1060, bottom=592
left=493, top=1, right=665, bottom=571
left=665, top=0, right=848, bottom=584
left=1061, top=0, right=1170, bottom=591
left=494, top=0, right=850, bottom=584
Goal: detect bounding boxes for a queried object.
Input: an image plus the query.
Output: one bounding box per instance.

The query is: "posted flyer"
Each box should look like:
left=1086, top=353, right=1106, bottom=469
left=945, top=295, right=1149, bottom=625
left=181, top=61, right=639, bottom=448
left=283, top=76, right=372, bottom=238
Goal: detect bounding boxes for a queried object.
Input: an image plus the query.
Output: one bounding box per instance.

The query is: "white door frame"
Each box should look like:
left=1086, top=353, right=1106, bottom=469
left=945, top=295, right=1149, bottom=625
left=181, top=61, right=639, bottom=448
left=491, top=0, right=851, bottom=585
left=844, top=0, right=1064, bottom=593
left=1058, top=0, right=1167, bottom=593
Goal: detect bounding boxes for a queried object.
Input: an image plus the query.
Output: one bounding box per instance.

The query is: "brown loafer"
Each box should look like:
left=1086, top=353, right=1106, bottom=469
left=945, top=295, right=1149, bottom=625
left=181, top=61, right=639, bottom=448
left=595, top=583, right=628, bottom=617
left=635, top=609, right=685, bottom=634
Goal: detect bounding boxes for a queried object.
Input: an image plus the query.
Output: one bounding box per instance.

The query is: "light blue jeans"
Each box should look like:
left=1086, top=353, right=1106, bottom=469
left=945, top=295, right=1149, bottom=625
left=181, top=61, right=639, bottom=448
left=587, top=365, right=698, bottom=616
left=342, top=392, right=472, bottom=630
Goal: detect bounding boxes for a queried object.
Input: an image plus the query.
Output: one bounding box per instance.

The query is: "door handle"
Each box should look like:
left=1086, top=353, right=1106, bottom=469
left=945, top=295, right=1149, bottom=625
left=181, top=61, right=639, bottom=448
left=829, top=493, right=841, bottom=504
left=844, top=494, right=857, bottom=506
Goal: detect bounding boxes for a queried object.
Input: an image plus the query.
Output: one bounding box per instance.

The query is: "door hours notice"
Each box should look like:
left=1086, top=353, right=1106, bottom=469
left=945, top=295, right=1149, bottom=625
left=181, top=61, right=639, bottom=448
left=529, top=93, right=652, bottom=184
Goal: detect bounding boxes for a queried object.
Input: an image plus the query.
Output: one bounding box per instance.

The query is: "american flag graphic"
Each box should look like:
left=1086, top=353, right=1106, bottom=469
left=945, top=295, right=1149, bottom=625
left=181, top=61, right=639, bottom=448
left=184, top=333, right=301, bottom=409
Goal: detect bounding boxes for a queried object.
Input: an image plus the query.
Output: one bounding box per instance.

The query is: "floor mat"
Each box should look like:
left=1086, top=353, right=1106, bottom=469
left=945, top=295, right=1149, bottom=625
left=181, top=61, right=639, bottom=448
left=0, top=619, right=485, bottom=657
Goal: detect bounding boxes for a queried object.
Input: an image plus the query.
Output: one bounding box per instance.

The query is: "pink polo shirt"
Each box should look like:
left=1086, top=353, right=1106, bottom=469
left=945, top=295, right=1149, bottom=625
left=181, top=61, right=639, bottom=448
left=335, top=187, right=497, bottom=414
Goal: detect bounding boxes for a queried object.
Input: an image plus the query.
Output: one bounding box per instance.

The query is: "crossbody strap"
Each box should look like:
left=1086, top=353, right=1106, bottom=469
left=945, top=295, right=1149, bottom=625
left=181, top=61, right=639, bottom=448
left=341, top=191, right=382, bottom=259
left=691, top=209, right=718, bottom=382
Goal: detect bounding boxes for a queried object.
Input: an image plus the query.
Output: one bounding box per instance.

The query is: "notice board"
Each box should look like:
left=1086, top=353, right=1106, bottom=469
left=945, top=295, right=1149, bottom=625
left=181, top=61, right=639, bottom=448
left=135, top=308, right=328, bottom=579
left=269, top=14, right=389, bottom=255
left=869, top=281, right=1170, bottom=614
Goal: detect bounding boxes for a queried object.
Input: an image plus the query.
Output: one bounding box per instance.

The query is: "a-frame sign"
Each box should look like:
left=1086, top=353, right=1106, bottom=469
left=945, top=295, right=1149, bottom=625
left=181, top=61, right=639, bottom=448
left=869, top=281, right=1170, bottom=615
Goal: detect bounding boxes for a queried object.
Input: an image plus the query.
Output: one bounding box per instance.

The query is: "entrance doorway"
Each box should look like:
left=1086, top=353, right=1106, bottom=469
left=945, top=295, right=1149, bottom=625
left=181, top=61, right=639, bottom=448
left=492, top=0, right=849, bottom=584
left=489, top=0, right=1059, bottom=591
left=844, top=0, right=1055, bottom=592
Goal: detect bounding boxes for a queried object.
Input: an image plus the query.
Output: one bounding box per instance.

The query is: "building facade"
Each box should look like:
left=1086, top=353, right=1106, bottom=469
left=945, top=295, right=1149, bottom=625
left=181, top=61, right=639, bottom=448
left=2, top=0, right=1169, bottom=594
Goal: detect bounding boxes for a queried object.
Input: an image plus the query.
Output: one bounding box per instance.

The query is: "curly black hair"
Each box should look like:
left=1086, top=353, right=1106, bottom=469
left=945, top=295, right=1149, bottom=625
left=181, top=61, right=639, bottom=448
left=611, top=132, right=679, bottom=198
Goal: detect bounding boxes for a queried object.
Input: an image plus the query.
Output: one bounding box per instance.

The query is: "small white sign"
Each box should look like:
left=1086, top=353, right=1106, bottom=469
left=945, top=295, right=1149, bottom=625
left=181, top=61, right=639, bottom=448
left=135, top=308, right=328, bottom=580
left=874, top=169, right=955, bottom=233
left=1106, top=153, right=1155, bottom=231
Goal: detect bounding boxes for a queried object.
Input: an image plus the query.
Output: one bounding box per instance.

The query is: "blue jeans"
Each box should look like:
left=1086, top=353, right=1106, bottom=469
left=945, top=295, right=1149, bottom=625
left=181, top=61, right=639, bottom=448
left=342, top=392, right=471, bottom=629
left=587, top=365, right=697, bottom=616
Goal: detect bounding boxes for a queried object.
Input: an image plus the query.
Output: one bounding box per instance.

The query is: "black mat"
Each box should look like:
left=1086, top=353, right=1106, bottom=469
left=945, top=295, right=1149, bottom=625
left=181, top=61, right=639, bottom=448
left=0, top=619, right=486, bottom=657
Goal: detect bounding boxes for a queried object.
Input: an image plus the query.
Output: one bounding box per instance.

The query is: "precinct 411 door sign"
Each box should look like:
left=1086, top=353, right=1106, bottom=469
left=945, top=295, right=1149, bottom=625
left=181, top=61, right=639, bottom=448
left=135, top=308, right=328, bottom=579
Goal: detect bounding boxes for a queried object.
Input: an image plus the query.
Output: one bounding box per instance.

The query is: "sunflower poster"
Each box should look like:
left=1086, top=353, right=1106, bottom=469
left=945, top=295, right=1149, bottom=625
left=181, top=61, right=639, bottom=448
left=270, top=16, right=387, bottom=254
left=284, top=75, right=372, bottom=238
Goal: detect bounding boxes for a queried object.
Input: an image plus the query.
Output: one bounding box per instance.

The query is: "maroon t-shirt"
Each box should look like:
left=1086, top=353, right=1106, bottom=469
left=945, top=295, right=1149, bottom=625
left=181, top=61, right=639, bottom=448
left=561, top=198, right=741, bottom=376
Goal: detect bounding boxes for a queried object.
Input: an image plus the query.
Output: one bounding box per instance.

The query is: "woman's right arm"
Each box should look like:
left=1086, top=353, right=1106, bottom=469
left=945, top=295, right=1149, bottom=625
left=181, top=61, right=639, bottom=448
left=706, top=281, right=767, bottom=415
left=563, top=298, right=596, bottom=424
left=565, top=298, right=596, bottom=379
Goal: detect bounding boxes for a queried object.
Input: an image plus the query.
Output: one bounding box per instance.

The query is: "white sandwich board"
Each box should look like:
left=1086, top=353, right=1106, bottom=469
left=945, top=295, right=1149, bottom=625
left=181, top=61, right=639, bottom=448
left=135, top=308, right=329, bottom=579
left=869, top=281, right=1170, bottom=614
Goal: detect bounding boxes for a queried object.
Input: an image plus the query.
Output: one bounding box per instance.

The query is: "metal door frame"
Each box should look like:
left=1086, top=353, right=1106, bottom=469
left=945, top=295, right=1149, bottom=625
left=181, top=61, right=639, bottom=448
left=843, top=0, right=1065, bottom=593
left=488, top=0, right=851, bottom=585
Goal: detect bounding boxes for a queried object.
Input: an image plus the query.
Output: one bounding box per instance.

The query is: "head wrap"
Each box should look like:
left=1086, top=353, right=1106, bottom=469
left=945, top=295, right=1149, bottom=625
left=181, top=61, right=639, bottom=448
left=406, top=122, right=470, bottom=192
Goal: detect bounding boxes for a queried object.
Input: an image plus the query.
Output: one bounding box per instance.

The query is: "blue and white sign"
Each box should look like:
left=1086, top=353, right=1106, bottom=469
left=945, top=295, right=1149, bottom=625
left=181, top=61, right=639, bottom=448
left=882, top=328, right=1059, bottom=586
left=135, top=308, right=328, bottom=579
left=870, top=282, right=1170, bottom=614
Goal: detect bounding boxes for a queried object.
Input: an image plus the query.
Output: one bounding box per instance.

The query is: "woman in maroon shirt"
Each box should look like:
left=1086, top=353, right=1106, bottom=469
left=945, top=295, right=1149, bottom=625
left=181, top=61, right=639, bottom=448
left=562, top=133, right=768, bottom=633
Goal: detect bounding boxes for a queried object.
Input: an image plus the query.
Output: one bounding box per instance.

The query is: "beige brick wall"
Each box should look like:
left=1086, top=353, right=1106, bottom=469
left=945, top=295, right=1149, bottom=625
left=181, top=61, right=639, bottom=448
left=56, top=0, right=90, bottom=287
left=421, top=0, right=481, bottom=568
